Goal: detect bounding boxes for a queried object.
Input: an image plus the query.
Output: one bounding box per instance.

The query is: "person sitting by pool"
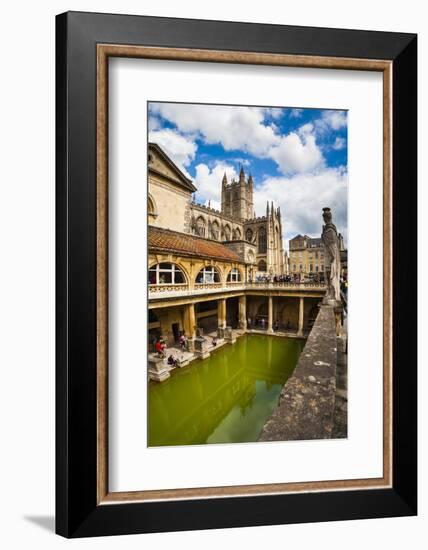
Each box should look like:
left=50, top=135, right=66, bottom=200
left=212, top=336, right=217, bottom=347
left=167, top=354, right=179, bottom=367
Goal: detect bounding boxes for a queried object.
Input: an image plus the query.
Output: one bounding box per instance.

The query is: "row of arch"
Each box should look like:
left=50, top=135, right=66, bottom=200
left=192, top=216, right=242, bottom=241
left=148, top=263, right=243, bottom=285
left=192, top=217, right=268, bottom=254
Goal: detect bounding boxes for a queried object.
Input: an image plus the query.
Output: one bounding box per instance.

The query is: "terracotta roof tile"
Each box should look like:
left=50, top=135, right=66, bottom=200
left=149, top=226, right=241, bottom=262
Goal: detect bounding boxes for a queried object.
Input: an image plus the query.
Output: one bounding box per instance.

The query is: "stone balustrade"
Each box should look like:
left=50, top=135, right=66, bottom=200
left=149, top=280, right=326, bottom=300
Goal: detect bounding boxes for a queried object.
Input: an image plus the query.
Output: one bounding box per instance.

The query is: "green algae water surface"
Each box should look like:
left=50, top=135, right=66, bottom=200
left=148, top=334, right=304, bottom=447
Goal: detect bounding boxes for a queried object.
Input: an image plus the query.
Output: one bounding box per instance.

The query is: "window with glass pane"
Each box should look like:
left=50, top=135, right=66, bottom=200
left=148, top=263, right=186, bottom=285
left=196, top=266, right=220, bottom=284
left=258, top=228, right=267, bottom=253
left=227, top=268, right=241, bottom=282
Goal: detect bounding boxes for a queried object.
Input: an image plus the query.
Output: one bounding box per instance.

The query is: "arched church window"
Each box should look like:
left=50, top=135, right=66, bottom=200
left=223, top=225, right=231, bottom=241
left=246, top=228, right=253, bottom=242
left=258, top=260, right=267, bottom=272
left=148, top=263, right=186, bottom=285
left=258, top=227, right=267, bottom=253
left=211, top=221, right=220, bottom=240
left=196, top=216, right=206, bottom=237
left=227, top=268, right=242, bottom=282
left=233, top=228, right=241, bottom=240
left=195, top=266, right=221, bottom=284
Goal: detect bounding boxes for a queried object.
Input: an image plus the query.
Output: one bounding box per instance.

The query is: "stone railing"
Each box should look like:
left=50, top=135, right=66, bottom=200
left=247, top=281, right=326, bottom=289
left=149, top=280, right=326, bottom=300
left=258, top=304, right=338, bottom=442
left=194, top=282, right=223, bottom=291
left=148, top=283, right=189, bottom=294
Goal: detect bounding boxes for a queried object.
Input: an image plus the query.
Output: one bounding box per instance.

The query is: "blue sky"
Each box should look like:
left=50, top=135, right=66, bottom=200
left=148, top=102, right=348, bottom=248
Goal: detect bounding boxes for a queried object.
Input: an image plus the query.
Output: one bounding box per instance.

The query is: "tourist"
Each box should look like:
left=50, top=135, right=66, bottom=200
left=167, top=354, right=179, bottom=367
left=247, top=316, right=251, bottom=328
left=261, top=318, right=266, bottom=330
left=179, top=333, right=187, bottom=350
left=274, top=319, right=279, bottom=331
left=155, top=338, right=166, bottom=358
left=212, top=336, right=217, bottom=347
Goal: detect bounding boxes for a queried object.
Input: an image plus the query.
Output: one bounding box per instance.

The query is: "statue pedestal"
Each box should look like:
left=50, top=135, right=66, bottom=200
left=194, top=337, right=210, bottom=360
left=322, top=296, right=340, bottom=307
left=148, top=357, right=171, bottom=382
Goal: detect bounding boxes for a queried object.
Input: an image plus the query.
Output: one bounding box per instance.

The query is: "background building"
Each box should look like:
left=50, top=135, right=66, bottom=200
left=288, top=233, right=345, bottom=278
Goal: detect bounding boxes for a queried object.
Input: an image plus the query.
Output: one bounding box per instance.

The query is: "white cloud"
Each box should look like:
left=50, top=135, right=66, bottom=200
left=148, top=128, right=196, bottom=177
left=193, top=162, right=238, bottom=205
left=253, top=167, right=348, bottom=248
left=289, top=108, right=304, bottom=118
left=149, top=104, right=346, bottom=181
left=150, top=103, right=280, bottom=157
left=262, top=107, right=284, bottom=119
left=332, top=136, right=346, bottom=150
left=148, top=116, right=160, bottom=131
left=269, top=131, right=324, bottom=175
left=316, top=110, right=348, bottom=134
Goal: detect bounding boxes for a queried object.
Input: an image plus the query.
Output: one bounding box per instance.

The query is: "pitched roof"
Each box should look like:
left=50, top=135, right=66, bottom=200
left=148, top=142, right=197, bottom=193
left=148, top=226, right=241, bottom=262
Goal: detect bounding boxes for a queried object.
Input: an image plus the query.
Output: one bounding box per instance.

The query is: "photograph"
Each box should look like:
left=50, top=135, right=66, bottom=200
left=147, top=101, right=348, bottom=447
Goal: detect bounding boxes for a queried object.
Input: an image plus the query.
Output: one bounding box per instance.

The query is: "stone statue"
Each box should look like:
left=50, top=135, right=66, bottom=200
left=321, top=207, right=341, bottom=303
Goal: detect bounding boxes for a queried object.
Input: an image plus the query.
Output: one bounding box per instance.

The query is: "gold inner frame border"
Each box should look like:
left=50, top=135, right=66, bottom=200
left=96, top=44, right=392, bottom=504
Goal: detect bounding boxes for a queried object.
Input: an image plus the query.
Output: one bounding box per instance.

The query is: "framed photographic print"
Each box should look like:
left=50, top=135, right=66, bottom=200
left=56, top=11, right=417, bottom=537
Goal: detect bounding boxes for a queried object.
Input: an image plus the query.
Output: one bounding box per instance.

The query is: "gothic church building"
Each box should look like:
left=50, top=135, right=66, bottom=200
left=148, top=142, right=285, bottom=278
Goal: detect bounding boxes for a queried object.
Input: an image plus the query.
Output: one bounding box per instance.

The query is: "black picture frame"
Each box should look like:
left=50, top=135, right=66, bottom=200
left=56, top=11, right=417, bottom=538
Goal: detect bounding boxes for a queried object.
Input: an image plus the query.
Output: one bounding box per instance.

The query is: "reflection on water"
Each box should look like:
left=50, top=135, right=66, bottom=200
left=148, top=334, right=304, bottom=447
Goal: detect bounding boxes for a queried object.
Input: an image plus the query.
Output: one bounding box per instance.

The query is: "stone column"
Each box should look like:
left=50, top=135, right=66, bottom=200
left=218, top=299, right=227, bottom=329
left=239, top=295, right=247, bottom=329
left=183, top=303, right=196, bottom=339
left=297, top=297, right=304, bottom=337
left=268, top=296, right=273, bottom=333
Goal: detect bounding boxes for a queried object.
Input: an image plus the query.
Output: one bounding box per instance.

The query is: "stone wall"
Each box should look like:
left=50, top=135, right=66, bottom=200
left=258, top=304, right=338, bottom=441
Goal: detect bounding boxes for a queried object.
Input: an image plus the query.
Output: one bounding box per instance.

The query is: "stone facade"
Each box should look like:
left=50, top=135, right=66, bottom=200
left=148, top=143, right=197, bottom=233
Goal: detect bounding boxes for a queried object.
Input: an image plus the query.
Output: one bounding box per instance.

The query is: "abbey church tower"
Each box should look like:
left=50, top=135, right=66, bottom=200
left=221, top=167, right=254, bottom=220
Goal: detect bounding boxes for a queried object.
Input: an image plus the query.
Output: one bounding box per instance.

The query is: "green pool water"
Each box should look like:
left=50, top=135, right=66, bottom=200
left=148, top=334, right=305, bottom=447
